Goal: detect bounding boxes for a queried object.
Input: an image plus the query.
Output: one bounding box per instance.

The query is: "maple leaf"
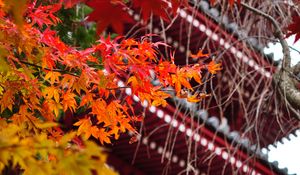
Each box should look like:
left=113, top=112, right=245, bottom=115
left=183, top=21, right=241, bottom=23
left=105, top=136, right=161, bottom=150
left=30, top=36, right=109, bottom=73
left=92, top=99, right=113, bottom=127
left=0, top=89, right=14, bottom=112
left=186, top=92, right=210, bottom=103
left=190, top=50, right=209, bottom=59
left=207, top=60, right=222, bottom=74
left=187, top=93, right=201, bottom=103
left=127, top=75, right=152, bottom=94
left=89, top=126, right=111, bottom=144
left=137, top=40, right=159, bottom=62
left=127, top=75, right=139, bottom=91
left=287, top=15, right=300, bottom=43
left=98, top=128, right=111, bottom=144
left=44, top=71, right=61, bottom=84
left=41, top=29, right=70, bottom=54
left=118, top=118, right=134, bottom=133
left=80, top=92, right=93, bottom=107
left=61, top=90, right=77, bottom=112
left=41, top=50, right=56, bottom=69
left=44, top=99, right=63, bottom=117
left=74, top=117, right=92, bottom=139
left=155, top=60, right=176, bottom=85
left=185, top=64, right=204, bottom=84
left=177, top=70, right=193, bottom=89
left=170, top=0, right=188, bottom=15
left=132, top=0, right=170, bottom=22
left=61, top=74, right=75, bottom=89
left=28, top=3, right=61, bottom=27
left=86, top=0, right=133, bottom=35
left=190, top=70, right=202, bottom=84
left=72, top=73, right=88, bottom=94
left=151, top=90, right=170, bottom=107
left=43, top=86, right=60, bottom=103
left=109, top=126, right=120, bottom=140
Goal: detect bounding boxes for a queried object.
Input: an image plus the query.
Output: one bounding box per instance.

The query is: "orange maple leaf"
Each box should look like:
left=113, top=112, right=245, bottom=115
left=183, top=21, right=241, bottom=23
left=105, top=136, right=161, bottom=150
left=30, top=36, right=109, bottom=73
left=72, top=73, right=88, bottom=94
left=44, top=99, right=63, bottom=117
left=45, top=71, right=61, bottom=84
left=74, top=117, right=92, bottom=139
left=187, top=93, right=201, bottom=103
left=118, top=118, right=134, bottom=133
left=97, top=128, right=111, bottom=144
left=190, top=50, right=209, bottom=59
left=187, top=92, right=211, bottom=103
left=207, top=60, right=222, bottom=74
left=61, top=90, right=77, bottom=112
left=80, top=92, right=93, bottom=107
left=151, top=90, right=170, bottom=107
left=0, top=89, right=14, bottom=112
left=43, top=86, right=60, bottom=103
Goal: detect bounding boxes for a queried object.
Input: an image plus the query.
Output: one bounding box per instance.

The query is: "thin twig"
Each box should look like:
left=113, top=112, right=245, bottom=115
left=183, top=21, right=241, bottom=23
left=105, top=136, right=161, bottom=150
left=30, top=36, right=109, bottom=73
left=19, top=61, right=79, bottom=77
left=240, top=2, right=291, bottom=69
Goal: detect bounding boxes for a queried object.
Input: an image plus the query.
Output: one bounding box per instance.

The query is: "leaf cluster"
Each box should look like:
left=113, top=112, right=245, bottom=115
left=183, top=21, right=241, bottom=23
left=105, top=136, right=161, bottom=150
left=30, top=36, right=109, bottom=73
left=0, top=0, right=221, bottom=174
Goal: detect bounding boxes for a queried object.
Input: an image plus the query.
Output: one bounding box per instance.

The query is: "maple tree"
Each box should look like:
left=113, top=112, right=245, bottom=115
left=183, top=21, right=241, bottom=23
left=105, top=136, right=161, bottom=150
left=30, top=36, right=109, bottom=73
left=1, top=0, right=299, bottom=174
left=0, top=0, right=221, bottom=174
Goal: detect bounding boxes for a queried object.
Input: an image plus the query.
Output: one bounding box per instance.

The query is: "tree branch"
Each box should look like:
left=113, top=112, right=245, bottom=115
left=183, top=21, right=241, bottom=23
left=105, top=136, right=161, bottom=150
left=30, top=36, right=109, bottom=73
left=19, top=61, right=79, bottom=77
left=240, top=2, right=300, bottom=116
left=240, top=2, right=291, bottom=69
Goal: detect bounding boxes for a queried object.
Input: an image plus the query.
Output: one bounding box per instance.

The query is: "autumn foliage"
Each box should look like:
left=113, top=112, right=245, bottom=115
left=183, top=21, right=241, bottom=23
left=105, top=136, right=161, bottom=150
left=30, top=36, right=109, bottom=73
left=287, top=15, right=300, bottom=43
left=0, top=0, right=221, bottom=174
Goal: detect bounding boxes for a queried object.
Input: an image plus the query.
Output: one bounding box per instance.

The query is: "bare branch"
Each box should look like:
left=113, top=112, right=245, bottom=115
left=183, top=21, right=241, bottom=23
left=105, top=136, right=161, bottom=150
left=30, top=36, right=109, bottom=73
left=240, top=2, right=291, bottom=69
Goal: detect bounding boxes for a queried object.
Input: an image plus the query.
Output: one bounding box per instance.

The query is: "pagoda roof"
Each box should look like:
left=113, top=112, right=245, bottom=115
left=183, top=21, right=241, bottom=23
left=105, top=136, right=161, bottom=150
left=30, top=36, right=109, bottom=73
left=106, top=3, right=299, bottom=175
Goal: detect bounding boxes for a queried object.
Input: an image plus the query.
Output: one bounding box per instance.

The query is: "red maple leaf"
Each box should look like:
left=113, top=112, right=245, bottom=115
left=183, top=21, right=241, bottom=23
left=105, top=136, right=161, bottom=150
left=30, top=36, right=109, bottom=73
left=170, top=0, right=188, bottom=14
left=28, top=3, right=61, bottom=27
left=86, top=0, right=133, bottom=35
left=132, top=0, right=170, bottom=22
left=287, top=15, right=300, bottom=43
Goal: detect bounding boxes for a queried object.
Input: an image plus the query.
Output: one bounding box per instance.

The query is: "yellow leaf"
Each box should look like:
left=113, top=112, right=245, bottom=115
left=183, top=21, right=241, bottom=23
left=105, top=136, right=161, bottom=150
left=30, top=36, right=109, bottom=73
left=59, top=132, right=77, bottom=145
left=152, top=99, right=167, bottom=107
left=187, top=94, right=201, bottom=103
left=0, top=54, right=9, bottom=73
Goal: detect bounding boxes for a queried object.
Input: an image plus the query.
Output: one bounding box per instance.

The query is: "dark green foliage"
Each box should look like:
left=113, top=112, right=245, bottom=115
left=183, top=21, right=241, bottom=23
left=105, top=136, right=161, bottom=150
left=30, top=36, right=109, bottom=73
left=55, top=4, right=97, bottom=49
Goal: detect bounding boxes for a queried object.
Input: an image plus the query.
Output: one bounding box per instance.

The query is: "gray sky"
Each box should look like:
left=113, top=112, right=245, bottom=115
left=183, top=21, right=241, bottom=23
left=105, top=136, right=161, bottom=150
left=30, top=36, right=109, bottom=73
left=264, top=35, right=300, bottom=66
